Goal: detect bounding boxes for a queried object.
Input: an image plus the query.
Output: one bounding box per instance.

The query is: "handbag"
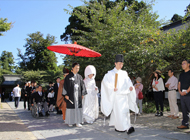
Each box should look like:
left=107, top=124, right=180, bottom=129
left=138, top=91, right=143, bottom=99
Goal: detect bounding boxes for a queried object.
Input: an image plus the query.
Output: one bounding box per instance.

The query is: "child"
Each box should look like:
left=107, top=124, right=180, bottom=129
left=47, top=89, right=54, bottom=112
left=83, top=65, right=99, bottom=124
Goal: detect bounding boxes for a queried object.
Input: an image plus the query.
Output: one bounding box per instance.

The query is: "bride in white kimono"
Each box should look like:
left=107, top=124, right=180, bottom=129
left=83, top=65, right=99, bottom=124
left=101, top=54, right=139, bottom=134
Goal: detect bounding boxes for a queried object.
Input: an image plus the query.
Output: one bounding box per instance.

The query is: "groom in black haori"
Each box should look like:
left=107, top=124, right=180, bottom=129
left=62, top=62, right=87, bottom=127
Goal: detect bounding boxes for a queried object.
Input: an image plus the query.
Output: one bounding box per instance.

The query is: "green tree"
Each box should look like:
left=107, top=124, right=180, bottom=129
left=21, top=70, right=46, bottom=84
left=18, top=32, right=58, bottom=71
left=60, top=0, right=147, bottom=42
left=0, top=51, right=14, bottom=72
left=63, top=0, right=161, bottom=77
left=62, top=0, right=186, bottom=95
left=0, top=17, right=12, bottom=36
left=171, top=14, right=183, bottom=22
left=62, top=0, right=190, bottom=94
left=184, top=3, right=190, bottom=17
left=165, top=26, right=190, bottom=71
left=0, top=51, right=14, bottom=84
left=21, top=68, right=64, bottom=85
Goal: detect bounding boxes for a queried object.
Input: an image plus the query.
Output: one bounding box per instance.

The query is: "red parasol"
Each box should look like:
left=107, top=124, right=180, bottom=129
left=47, top=42, right=101, bottom=57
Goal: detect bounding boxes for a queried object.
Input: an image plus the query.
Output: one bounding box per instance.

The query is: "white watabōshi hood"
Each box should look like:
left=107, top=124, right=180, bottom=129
left=84, top=65, right=96, bottom=79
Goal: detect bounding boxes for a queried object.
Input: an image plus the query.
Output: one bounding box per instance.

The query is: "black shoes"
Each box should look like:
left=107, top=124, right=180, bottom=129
left=39, top=112, right=44, bottom=117
left=39, top=112, right=50, bottom=117
left=155, top=112, right=163, bottom=117
left=158, top=112, right=163, bottom=117
left=57, top=110, right=62, bottom=114
left=45, top=111, right=50, bottom=116
left=115, top=127, right=135, bottom=134
left=115, top=129, right=126, bottom=133
left=155, top=112, right=159, bottom=116
left=127, top=127, right=135, bottom=134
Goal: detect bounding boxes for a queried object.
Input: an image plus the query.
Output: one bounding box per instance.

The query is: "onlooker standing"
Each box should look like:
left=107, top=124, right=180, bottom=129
left=97, top=89, right=101, bottom=107
left=11, top=92, right=14, bottom=101
left=177, top=59, right=190, bottom=129
left=47, top=89, right=55, bottom=112
left=26, top=81, right=32, bottom=110
left=152, top=70, right=165, bottom=117
left=57, top=68, right=69, bottom=121
left=54, top=77, right=61, bottom=114
left=134, top=77, right=143, bottom=115
left=13, top=84, right=21, bottom=109
left=31, top=81, right=36, bottom=94
left=22, top=82, right=28, bottom=110
left=0, top=93, right=1, bottom=105
left=165, top=69, right=179, bottom=119
left=1, top=92, right=5, bottom=102
left=9, top=92, right=12, bottom=101
left=46, top=81, right=53, bottom=98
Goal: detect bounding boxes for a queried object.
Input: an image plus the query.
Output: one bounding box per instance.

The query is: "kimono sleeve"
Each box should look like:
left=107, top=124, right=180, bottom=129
left=91, top=79, right=99, bottom=94
left=101, top=72, right=115, bottom=117
left=125, top=73, right=139, bottom=113
left=62, top=76, right=68, bottom=96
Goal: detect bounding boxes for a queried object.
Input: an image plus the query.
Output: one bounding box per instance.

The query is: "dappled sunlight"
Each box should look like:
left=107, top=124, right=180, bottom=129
left=4, top=101, right=190, bottom=140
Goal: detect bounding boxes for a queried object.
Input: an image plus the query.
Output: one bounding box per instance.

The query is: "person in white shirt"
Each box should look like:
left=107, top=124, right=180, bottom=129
left=165, top=69, right=179, bottom=119
left=13, top=84, right=21, bottom=109
left=47, top=89, right=55, bottom=112
left=152, top=70, right=165, bottom=117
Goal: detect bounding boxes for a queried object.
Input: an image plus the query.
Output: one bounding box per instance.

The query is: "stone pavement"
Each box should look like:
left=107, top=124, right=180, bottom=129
left=0, top=102, right=37, bottom=140
left=0, top=101, right=190, bottom=140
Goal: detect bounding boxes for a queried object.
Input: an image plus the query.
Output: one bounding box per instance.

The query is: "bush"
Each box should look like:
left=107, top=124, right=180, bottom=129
left=142, top=101, right=170, bottom=113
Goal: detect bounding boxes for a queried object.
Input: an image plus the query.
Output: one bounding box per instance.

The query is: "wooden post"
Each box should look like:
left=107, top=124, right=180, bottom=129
left=115, top=73, right=118, bottom=88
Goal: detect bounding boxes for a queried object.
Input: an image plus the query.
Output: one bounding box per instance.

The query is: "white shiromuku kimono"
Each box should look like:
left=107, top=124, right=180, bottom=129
left=83, top=65, right=99, bottom=123
left=101, top=68, right=139, bottom=131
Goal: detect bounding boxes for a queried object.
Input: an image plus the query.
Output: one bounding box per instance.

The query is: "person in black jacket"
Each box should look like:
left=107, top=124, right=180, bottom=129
left=54, top=77, right=61, bottom=114
left=22, top=82, right=28, bottom=110
left=31, top=85, right=50, bottom=117
left=177, top=59, right=190, bottom=129
left=26, top=82, right=32, bottom=110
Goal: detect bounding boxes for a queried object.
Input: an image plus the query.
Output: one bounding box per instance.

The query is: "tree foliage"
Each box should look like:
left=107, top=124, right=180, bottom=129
left=0, top=51, right=15, bottom=84
left=185, top=3, right=190, bottom=16
left=61, top=0, right=190, bottom=92
left=0, top=51, right=14, bottom=72
left=60, top=0, right=147, bottom=43
left=20, top=66, right=64, bottom=85
left=0, top=17, right=12, bottom=36
left=18, top=32, right=58, bottom=71
left=171, top=14, right=183, bottom=23
left=62, top=1, right=162, bottom=79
